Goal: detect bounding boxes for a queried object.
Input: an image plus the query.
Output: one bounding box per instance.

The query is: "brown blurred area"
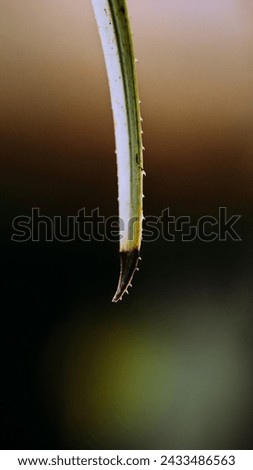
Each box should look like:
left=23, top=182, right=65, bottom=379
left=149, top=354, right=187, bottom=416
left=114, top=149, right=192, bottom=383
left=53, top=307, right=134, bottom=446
left=1, top=0, right=253, bottom=450
left=1, top=0, right=253, bottom=214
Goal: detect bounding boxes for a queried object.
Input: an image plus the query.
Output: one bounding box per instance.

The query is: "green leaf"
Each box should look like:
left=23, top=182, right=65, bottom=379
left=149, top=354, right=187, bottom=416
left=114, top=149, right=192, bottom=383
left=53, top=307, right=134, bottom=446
left=91, top=0, right=144, bottom=301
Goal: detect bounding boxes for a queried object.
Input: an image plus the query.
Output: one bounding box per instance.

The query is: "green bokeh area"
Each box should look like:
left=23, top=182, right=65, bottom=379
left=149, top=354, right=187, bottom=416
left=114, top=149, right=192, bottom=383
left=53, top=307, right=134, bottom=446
left=42, top=297, right=252, bottom=449
left=2, top=235, right=252, bottom=449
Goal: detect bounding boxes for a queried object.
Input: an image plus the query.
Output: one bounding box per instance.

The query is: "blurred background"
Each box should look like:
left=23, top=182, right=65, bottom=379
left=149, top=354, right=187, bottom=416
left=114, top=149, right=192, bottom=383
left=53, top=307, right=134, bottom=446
left=1, top=0, right=253, bottom=449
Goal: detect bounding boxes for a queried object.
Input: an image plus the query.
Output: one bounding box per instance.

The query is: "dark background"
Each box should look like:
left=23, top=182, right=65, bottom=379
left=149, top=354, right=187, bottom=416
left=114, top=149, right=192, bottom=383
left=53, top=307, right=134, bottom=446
left=1, top=0, right=253, bottom=449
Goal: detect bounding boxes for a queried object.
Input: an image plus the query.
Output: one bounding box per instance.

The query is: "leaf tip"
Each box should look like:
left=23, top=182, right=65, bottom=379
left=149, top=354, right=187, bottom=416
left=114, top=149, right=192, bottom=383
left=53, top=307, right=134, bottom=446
left=112, top=249, right=140, bottom=302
